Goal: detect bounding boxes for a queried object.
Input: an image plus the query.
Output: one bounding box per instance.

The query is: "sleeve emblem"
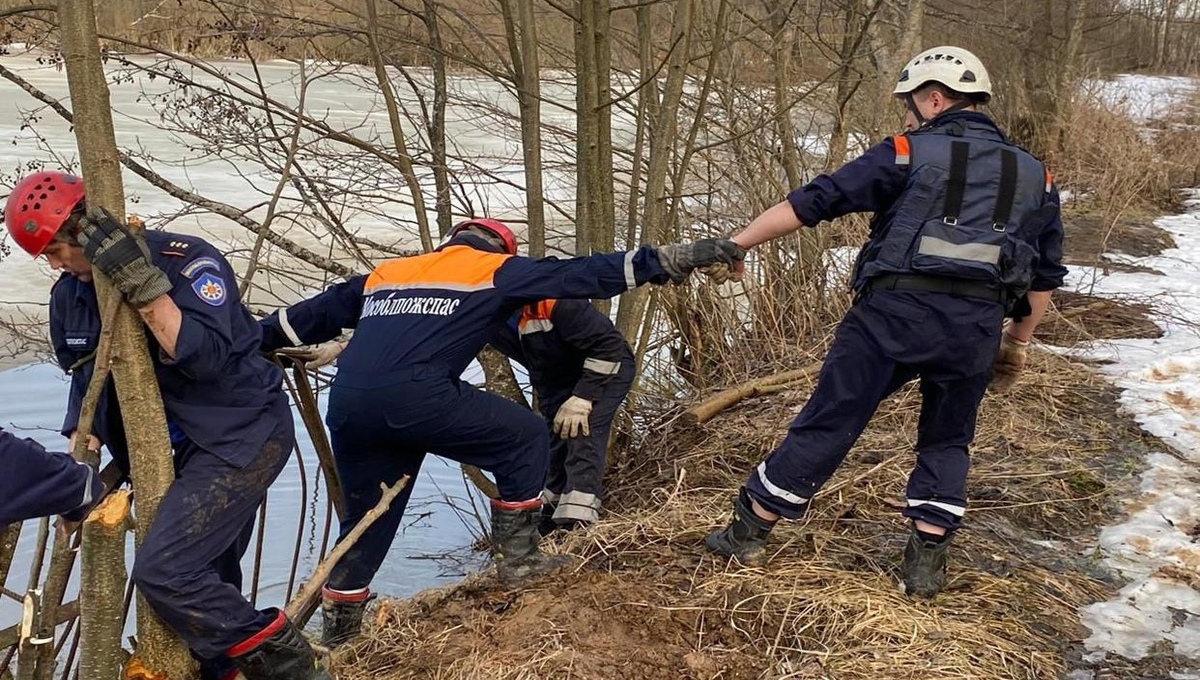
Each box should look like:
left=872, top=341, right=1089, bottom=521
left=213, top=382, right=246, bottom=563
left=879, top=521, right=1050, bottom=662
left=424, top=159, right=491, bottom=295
left=191, top=272, right=228, bottom=307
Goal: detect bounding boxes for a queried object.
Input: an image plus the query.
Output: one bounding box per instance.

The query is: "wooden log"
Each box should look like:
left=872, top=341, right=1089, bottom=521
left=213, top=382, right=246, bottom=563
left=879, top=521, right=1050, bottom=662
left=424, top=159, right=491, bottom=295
left=681, top=363, right=821, bottom=426
left=80, top=491, right=132, bottom=680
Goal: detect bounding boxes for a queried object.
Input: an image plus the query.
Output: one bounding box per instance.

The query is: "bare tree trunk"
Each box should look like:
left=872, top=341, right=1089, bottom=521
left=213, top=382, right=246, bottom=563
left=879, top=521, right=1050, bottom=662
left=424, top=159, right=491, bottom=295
left=868, top=0, right=924, bottom=141
left=574, top=0, right=597, bottom=257
left=80, top=491, right=133, bottom=680
left=615, top=0, right=695, bottom=341
left=623, top=3, right=657, bottom=251
left=592, top=0, right=614, bottom=258
left=57, top=1, right=195, bottom=677
left=422, top=0, right=453, bottom=240
left=500, top=0, right=548, bottom=257
left=767, top=1, right=803, bottom=189
left=366, top=0, right=435, bottom=252
left=0, top=525, right=20, bottom=589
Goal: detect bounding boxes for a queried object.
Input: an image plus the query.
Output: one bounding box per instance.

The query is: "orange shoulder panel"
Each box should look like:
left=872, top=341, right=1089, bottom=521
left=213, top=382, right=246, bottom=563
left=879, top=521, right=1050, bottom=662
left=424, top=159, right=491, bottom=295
left=364, top=246, right=510, bottom=293
left=518, top=299, right=557, bottom=326
left=892, top=134, right=911, bottom=165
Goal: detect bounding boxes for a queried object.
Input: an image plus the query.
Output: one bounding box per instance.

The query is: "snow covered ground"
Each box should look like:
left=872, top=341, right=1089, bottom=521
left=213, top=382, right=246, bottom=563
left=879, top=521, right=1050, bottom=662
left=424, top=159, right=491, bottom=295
left=1067, top=191, right=1200, bottom=669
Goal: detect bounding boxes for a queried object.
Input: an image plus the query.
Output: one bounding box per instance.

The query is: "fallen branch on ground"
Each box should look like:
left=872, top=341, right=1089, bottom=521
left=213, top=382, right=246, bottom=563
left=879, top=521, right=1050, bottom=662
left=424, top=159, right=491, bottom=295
left=683, top=363, right=821, bottom=425
left=286, top=476, right=410, bottom=626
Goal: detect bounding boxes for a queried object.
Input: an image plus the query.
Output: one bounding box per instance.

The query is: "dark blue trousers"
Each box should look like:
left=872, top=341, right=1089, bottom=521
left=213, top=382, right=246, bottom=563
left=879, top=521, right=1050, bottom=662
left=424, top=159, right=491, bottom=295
left=324, top=372, right=549, bottom=591
left=745, top=290, right=1004, bottom=530
left=130, top=402, right=293, bottom=665
left=538, top=370, right=633, bottom=523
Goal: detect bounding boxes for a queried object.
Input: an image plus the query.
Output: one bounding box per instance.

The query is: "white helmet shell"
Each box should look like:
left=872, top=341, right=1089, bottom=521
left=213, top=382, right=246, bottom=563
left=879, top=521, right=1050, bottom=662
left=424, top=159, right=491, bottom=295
left=893, top=46, right=992, bottom=103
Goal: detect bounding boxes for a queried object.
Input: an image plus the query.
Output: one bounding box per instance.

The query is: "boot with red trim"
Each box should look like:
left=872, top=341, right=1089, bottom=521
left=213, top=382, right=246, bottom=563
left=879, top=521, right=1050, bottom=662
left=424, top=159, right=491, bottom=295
left=320, top=585, right=374, bottom=648
left=491, top=498, right=571, bottom=584
left=227, top=609, right=333, bottom=680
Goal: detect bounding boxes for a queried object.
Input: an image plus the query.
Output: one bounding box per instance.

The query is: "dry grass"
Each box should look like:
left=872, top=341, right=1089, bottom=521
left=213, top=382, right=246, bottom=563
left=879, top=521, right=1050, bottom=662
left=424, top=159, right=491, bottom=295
left=333, top=336, right=1166, bottom=679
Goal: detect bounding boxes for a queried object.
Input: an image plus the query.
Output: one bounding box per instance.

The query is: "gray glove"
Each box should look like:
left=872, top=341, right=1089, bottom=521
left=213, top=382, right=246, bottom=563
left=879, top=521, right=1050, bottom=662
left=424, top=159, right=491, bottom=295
left=655, top=238, right=746, bottom=285
left=78, top=204, right=173, bottom=308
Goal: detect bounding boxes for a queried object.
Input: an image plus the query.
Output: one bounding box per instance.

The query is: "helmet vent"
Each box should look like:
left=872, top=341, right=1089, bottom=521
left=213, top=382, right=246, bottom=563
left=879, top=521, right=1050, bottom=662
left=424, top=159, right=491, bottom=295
left=961, top=70, right=977, bottom=82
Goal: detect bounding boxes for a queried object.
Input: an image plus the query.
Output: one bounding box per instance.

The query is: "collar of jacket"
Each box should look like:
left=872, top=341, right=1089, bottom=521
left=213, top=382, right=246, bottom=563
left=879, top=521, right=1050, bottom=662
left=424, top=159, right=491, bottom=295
left=923, top=110, right=1007, bottom=141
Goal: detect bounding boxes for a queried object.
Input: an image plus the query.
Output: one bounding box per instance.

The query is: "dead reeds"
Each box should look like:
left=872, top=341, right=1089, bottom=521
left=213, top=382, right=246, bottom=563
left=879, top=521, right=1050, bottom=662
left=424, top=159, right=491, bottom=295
left=335, top=327, right=1167, bottom=679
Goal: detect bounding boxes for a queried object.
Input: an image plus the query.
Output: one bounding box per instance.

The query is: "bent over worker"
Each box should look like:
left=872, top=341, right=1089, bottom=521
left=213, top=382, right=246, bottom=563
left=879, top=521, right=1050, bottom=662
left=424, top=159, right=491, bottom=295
left=490, top=298, right=635, bottom=534
left=703, top=46, right=1067, bottom=598
left=260, top=218, right=742, bottom=647
left=0, top=427, right=103, bottom=526
left=5, top=171, right=330, bottom=680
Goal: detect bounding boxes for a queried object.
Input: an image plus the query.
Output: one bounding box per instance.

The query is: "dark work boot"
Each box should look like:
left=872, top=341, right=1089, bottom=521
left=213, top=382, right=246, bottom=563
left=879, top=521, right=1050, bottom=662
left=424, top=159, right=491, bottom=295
left=902, top=530, right=953, bottom=598
left=228, top=609, right=333, bottom=680
left=321, top=585, right=374, bottom=648
left=705, top=489, right=778, bottom=566
left=491, top=499, right=571, bottom=584
left=536, top=501, right=558, bottom=537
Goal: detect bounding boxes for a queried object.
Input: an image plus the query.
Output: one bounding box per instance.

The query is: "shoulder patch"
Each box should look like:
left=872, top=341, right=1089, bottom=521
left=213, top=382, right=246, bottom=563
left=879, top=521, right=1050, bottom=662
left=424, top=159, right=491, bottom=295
left=190, top=272, right=228, bottom=307
left=181, top=256, right=222, bottom=280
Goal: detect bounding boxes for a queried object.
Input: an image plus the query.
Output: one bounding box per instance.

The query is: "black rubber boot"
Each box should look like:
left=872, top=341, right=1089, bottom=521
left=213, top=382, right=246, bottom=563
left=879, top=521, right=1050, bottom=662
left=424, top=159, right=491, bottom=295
left=228, top=609, right=333, bottom=680
left=704, top=489, right=778, bottom=566
left=536, top=501, right=558, bottom=537
left=902, top=530, right=953, bottom=598
left=320, top=585, right=374, bottom=648
left=491, top=499, right=571, bottom=584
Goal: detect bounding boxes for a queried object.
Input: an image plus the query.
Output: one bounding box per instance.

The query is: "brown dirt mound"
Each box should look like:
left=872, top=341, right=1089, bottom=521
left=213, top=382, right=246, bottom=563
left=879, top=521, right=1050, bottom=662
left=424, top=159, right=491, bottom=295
left=1036, top=289, right=1163, bottom=346
left=1062, top=210, right=1176, bottom=270
left=335, top=342, right=1172, bottom=679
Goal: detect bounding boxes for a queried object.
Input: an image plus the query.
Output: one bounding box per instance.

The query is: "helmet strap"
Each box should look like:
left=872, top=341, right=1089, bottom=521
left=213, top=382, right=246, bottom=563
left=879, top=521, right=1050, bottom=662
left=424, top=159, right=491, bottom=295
left=907, top=93, right=976, bottom=129
left=904, top=93, right=927, bottom=128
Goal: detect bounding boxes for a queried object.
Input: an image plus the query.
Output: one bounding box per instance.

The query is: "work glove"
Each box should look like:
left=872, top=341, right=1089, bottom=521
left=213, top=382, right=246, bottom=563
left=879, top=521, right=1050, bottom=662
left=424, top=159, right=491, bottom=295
left=990, top=331, right=1028, bottom=393
left=276, top=341, right=347, bottom=369
left=78, top=204, right=173, bottom=308
left=552, top=396, right=593, bottom=439
left=655, top=238, right=746, bottom=285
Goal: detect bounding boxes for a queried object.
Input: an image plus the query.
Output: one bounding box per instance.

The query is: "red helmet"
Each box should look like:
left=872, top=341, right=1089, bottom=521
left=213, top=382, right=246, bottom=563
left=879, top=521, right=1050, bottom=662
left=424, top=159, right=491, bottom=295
left=449, top=218, right=518, bottom=256
left=4, top=172, right=87, bottom=256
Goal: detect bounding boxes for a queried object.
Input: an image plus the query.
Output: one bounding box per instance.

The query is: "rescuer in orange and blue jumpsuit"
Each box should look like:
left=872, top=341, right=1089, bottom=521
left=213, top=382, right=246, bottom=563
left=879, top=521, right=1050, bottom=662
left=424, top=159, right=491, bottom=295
left=260, top=218, right=743, bottom=647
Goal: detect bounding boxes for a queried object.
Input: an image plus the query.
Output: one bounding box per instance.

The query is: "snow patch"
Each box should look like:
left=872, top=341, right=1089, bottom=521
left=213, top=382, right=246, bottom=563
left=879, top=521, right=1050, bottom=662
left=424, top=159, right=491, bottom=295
left=1071, top=190, right=1200, bottom=661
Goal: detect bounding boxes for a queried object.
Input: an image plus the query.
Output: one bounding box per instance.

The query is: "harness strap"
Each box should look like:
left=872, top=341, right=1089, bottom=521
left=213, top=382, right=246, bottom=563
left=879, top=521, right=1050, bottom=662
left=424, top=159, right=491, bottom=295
left=942, top=141, right=971, bottom=224
left=992, top=149, right=1019, bottom=230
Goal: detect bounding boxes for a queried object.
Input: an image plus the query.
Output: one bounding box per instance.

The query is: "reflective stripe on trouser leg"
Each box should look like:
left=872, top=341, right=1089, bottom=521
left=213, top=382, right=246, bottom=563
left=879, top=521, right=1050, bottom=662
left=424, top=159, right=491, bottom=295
left=901, top=371, right=989, bottom=530
left=553, top=489, right=600, bottom=523
left=745, top=306, right=918, bottom=518
left=743, top=462, right=810, bottom=519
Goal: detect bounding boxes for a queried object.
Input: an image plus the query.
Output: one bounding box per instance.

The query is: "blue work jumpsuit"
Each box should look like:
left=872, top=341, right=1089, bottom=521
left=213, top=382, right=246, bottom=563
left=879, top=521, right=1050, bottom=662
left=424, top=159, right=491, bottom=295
left=744, top=111, right=1068, bottom=531
left=490, top=298, right=635, bottom=524
left=50, top=231, right=293, bottom=677
left=260, top=233, right=671, bottom=591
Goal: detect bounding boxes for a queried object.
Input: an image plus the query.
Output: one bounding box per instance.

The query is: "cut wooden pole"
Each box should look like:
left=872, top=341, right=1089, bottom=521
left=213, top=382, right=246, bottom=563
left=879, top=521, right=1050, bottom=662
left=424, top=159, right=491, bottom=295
left=80, top=491, right=132, bottom=680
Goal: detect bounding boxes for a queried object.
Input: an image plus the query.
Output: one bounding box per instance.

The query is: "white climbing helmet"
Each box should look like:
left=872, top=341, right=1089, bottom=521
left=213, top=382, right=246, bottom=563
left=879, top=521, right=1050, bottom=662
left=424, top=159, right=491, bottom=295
left=893, top=46, right=992, bottom=103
